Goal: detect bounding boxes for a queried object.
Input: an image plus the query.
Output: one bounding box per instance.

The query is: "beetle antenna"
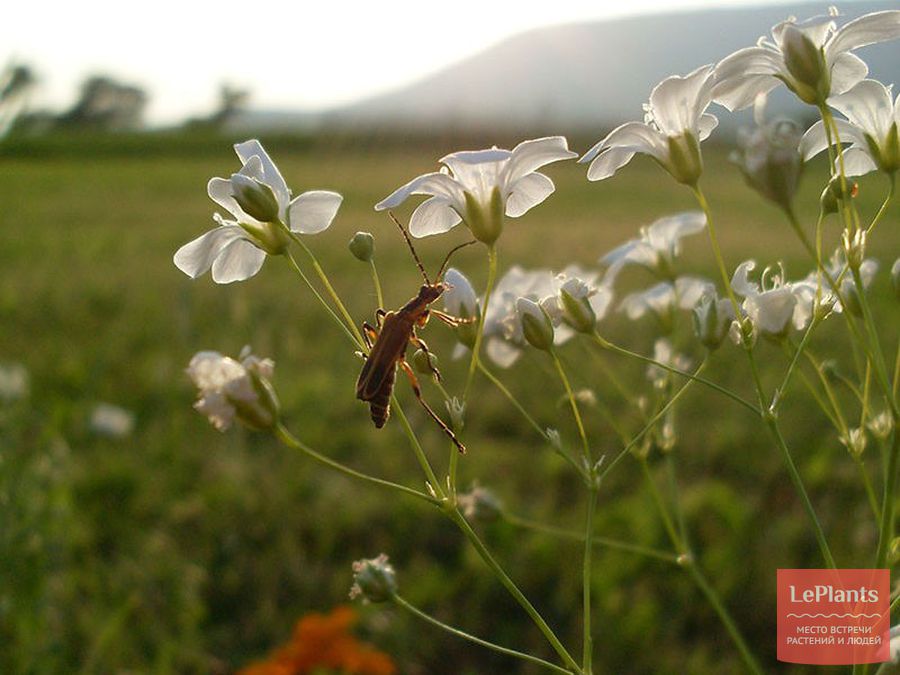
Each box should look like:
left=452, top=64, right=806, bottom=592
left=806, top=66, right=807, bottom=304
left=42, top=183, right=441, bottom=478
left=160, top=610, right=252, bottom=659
left=436, top=239, right=477, bottom=280
left=388, top=211, right=430, bottom=285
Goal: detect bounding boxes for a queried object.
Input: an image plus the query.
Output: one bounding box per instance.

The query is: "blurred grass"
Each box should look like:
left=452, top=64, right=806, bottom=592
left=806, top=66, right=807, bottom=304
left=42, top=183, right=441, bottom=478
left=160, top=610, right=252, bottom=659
left=0, top=132, right=898, bottom=674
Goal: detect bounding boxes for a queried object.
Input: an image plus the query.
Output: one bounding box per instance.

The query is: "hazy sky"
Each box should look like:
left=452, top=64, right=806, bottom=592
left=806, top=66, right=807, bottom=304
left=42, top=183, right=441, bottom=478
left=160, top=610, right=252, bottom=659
left=5, top=0, right=820, bottom=124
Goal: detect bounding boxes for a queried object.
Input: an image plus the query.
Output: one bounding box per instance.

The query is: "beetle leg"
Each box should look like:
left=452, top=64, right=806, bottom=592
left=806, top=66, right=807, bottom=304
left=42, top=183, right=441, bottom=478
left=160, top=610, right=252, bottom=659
left=431, top=309, right=477, bottom=327
left=398, top=359, right=465, bottom=454
left=375, top=308, right=387, bottom=326
left=362, top=321, right=379, bottom=349
left=410, top=331, right=442, bottom=382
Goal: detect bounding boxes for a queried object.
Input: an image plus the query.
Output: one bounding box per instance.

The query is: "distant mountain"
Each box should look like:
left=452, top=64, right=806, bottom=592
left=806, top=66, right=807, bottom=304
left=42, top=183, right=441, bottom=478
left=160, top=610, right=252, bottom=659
left=231, top=1, right=900, bottom=134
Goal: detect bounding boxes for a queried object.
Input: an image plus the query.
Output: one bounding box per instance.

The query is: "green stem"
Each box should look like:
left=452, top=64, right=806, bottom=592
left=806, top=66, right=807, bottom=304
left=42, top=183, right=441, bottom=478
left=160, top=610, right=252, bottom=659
left=477, top=360, right=546, bottom=440
left=866, top=172, right=896, bottom=235
left=274, top=424, right=435, bottom=504
left=855, top=456, right=881, bottom=523
left=392, top=400, right=444, bottom=499
left=369, top=258, right=384, bottom=309
left=876, top=430, right=900, bottom=568
left=392, top=594, right=572, bottom=674
left=465, top=245, right=498, bottom=399
left=285, top=251, right=361, bottom=348
left=447, top=508, right=582, bottom=674
left=552, top=350, right=591, bottom=461
left=503, top=513, right=679, bottom=563
left=582, top=487, right=598, bottom=674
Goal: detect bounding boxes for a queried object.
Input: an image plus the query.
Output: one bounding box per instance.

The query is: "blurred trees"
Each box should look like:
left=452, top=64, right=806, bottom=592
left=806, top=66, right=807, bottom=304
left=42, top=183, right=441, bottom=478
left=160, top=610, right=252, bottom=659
left=56, top=75, right=147, bottom=131
left=0, top=64, right=36, bottom=137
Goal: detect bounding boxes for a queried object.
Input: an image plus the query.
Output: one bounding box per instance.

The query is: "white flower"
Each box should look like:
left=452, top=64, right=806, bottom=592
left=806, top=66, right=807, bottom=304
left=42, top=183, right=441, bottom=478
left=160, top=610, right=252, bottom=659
left=375, top=137, right=576, bottom=244
left=646, top=338, right=692, bottom=388
left=443, top=267, right=479, bottom=319
left=174, top=140, right=342, bottom=284
left=90, top=403, right=135, bottom=439
left=692, top=291, right=736, bottom=350
left=541, top=266, right=613, bottom=334
left=715, top=10, right=900, bottom=110
left=731, top=260, right=811, bottom=336
left=601, top=211, right=706, bottom=283
left=620, top=277, right=715, bottom=331
left=801, top=79, right=900, bottom=175
left=580, top=65, right=718, bottom=185
left=0, top=362, right=29, bottom=403
left=187, top=347, right=278, bottom=431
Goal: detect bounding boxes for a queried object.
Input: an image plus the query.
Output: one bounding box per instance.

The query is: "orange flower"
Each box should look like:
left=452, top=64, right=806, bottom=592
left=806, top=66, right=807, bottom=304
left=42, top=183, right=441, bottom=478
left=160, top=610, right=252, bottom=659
left=238, top=606, right=396, bottom=675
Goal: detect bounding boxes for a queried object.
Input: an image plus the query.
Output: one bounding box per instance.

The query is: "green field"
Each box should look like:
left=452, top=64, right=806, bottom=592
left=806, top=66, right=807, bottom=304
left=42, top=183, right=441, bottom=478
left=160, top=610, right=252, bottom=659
left=1, top=134, right=899, bottom=674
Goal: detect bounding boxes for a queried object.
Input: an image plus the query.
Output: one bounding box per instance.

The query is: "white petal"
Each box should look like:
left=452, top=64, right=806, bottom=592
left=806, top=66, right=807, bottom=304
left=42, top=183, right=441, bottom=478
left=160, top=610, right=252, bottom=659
left=233, top=140, right=290, bottom=207
left=675, top=276, right=715, bottom=309
left=581, top=121, right=665, bottom=162
left=601, top=240, right=656, bottom=270
left=648, top=64, right=715, bottom=136
left=288, top=190, right=342, bottom=234
left=174, top=224, right=245, bottom=278
left=585, top=147, right=639, bottom=182
left=375, top=172, right=464, bottom=211
left=207, top=177, right=248, bottom=221
left=830, top=79, right=894, bottom=138
left=504, top=136, right=577, bottom=186
left=443, top=268, right=478, bottom=317
left=486, top=337, right=521, bottom=369
left=713, top=74, right=779, bottom=112
left=840, top=147, right=878, bottom=176
left=731, top=260, right=759, bottom=297
left=210, top=238, right=266, bottom=284
left=646, top=211, right=706, bottom=252
left=506, top=172, right=555, bottom=218
left=697, top=113, right=719, bottom=141
left=800, top=121, right=830, bottom=160
left=409, top=197, right=461, bottom=238
left=827, top=118, right=867, bottom=149
left=828, top=52, right=869, bottom=97
left=827, top=11, right=900, bottom=59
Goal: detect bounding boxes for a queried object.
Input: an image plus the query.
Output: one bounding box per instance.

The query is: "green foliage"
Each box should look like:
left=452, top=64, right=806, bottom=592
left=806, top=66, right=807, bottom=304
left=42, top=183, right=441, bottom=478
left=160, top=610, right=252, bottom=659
left=0, top=136, right=898, bottom=674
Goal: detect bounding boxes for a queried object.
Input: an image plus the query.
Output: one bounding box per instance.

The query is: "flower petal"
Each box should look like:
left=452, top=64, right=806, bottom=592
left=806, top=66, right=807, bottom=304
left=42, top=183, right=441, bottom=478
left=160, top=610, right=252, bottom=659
left=174, top=224, right=246, bottom=278
left=506, top=172, right=555, bottom=218
left=486, top=337, right=521, bottom=369
left=504, top=136, right=577, bottom=187
left=830, top=79, right=894, bottom=138
left=675, top=276, right=716, bottom=309
left=210, top=238, right=266, bottom=284
left=288, top=190, right=343, bottom=234
left=585, top=147, right=637, bottom=182
left=409, top=196, right=461, bottom=238
left=375, top=172, right=463, bottom=211
left=648, top=64, right=715, bottom=136
left=731, top=260, right=759, bottom=297
left=233, top=140, right=290, bottom=208
left=207, top=177, right=248, bottom=221
left=840, top=146, right=878, bottom=176
left=713, top=73, right=779, bottom=112
left=827, top=11, right=900, bottom=60
left=828, top=52, right=869, bottom=97
left=697, top=113, right=719, bottom=141
left=581, top=121, right=664, bottom=163
left=800, top=121, right=830, bottom=160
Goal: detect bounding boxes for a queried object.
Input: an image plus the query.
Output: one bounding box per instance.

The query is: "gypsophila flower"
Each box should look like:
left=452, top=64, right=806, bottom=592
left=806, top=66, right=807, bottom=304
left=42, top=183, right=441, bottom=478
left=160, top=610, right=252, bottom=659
left=174, top=140, right=342, bottom=283
left=731, top=260, right=817, bottom=337
left=601, top=212, right=707, bottom=283
left=801, top=79, right=900, bottom=175
left=89, top=403, right=135, bottom=439
left=581, top=65, right=717, bottom=185
left=542, top=267, right=612, bottom=334
left=619, top=277, right=714, bottom=333
left=349, top=554, right=397, bottom=604
left=646, top=338, right=692, bottom=389
left=187, top=347, right=279, bottom=431
left=714, top=9, right=900, bottom=110
left=375, top=137, right=576, bottom=244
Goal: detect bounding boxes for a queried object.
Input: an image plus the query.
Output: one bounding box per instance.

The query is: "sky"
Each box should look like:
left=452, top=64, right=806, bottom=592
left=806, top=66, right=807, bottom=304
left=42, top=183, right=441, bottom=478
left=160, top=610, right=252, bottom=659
left=4, top=0, right=819, bottom=125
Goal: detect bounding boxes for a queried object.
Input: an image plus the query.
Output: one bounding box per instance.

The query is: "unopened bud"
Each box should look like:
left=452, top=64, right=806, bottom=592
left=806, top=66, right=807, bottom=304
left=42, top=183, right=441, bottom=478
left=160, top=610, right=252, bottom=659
left=667, top=132, right=703, bottom=186
left=692, top=294, right=733, bottom=350
left=349, top=231, right=375, bottom=262
left=445, top=397, right=466, bottom=430
left=732, top=119, right=803, bottom=210
left=841, top=427, right=867, bottom=459
left=516, top=297, right=554, bottom=351
left=412, top=349, right=438, bottom=377
left=868, top=410, right=894, bottom=440
left=842, top=228, right=866, bottom=269
left=350, top=554, right=397, bottom=603
left=821, top=175, right=858, bottom=214
left=230, top=173, right=280, bottom=223
left=559, top=282, right=597, bottom=333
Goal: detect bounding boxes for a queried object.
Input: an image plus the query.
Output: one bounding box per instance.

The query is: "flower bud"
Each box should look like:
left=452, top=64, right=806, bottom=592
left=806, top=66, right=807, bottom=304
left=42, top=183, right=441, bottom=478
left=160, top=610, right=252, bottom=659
left=230, top=173, right=280, bottom=223
left=868, top=410, right=894, bottom=440
left=891, top=258, right=900, bottom=300
left=446, top=396, right=466, bottom=430
left=443, top=268, right=480, bottom=348
left=348, top=231, right=375, bottom=262
left=732, top=119, right=803, bottom=211
left=463, top=187, right=504, bottom=245
left=516, top=297, right=554, bottom=351
left=820, top=175, right=858, bottom=214
left=781, top=25, right=827, bottom=103
left=692, top=294, right=734, bottom=350
left=349, top=554, right=397, bottom=603
left=842, top=228, right=866, bottom=270
left=559, top=280, right=597, bottom=333
left=412, top=348, right=438, bottom=377
left=458, top=485, right=503, bottom=523
left=841, top=427, right=867, bottom=459
left=666, top=132, right=703, bottom=186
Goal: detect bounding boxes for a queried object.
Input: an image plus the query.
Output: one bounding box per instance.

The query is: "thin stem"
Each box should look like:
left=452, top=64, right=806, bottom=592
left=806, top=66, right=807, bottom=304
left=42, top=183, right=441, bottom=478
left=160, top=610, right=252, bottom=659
left=552, top=350, right=591, bottom=461
left=503, top=513, right=679, bottom=563
left=287, top=230, right=365, bottom=347
left=593, top=333, right=759, bottom=417
left=465, top=245, right=498, bottom=399
left=777, top=318, right=820, bottom=406
left=582, top=487, right=598, bottom=674
left=640, top=459, right=681, bottom=550
left=866, top=172, right=896, bottom=235
left=803, top=349, right=849, bottom=436
left=876, top=430, right=900, bottom=568
left=447, top=509, right=582, bottom=674
left=692, top=186, right=741, bottom=317
left=392, top=594, right=572, bottom=674
left=369, top=258, right=384, bottom=309
left=285, top=251, right=361, bottom=348
left=274, top=424, right=435, bottom=504
left=392, top=399, right=444, bottom=499
left=855, top=456, right=881, bottom=523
